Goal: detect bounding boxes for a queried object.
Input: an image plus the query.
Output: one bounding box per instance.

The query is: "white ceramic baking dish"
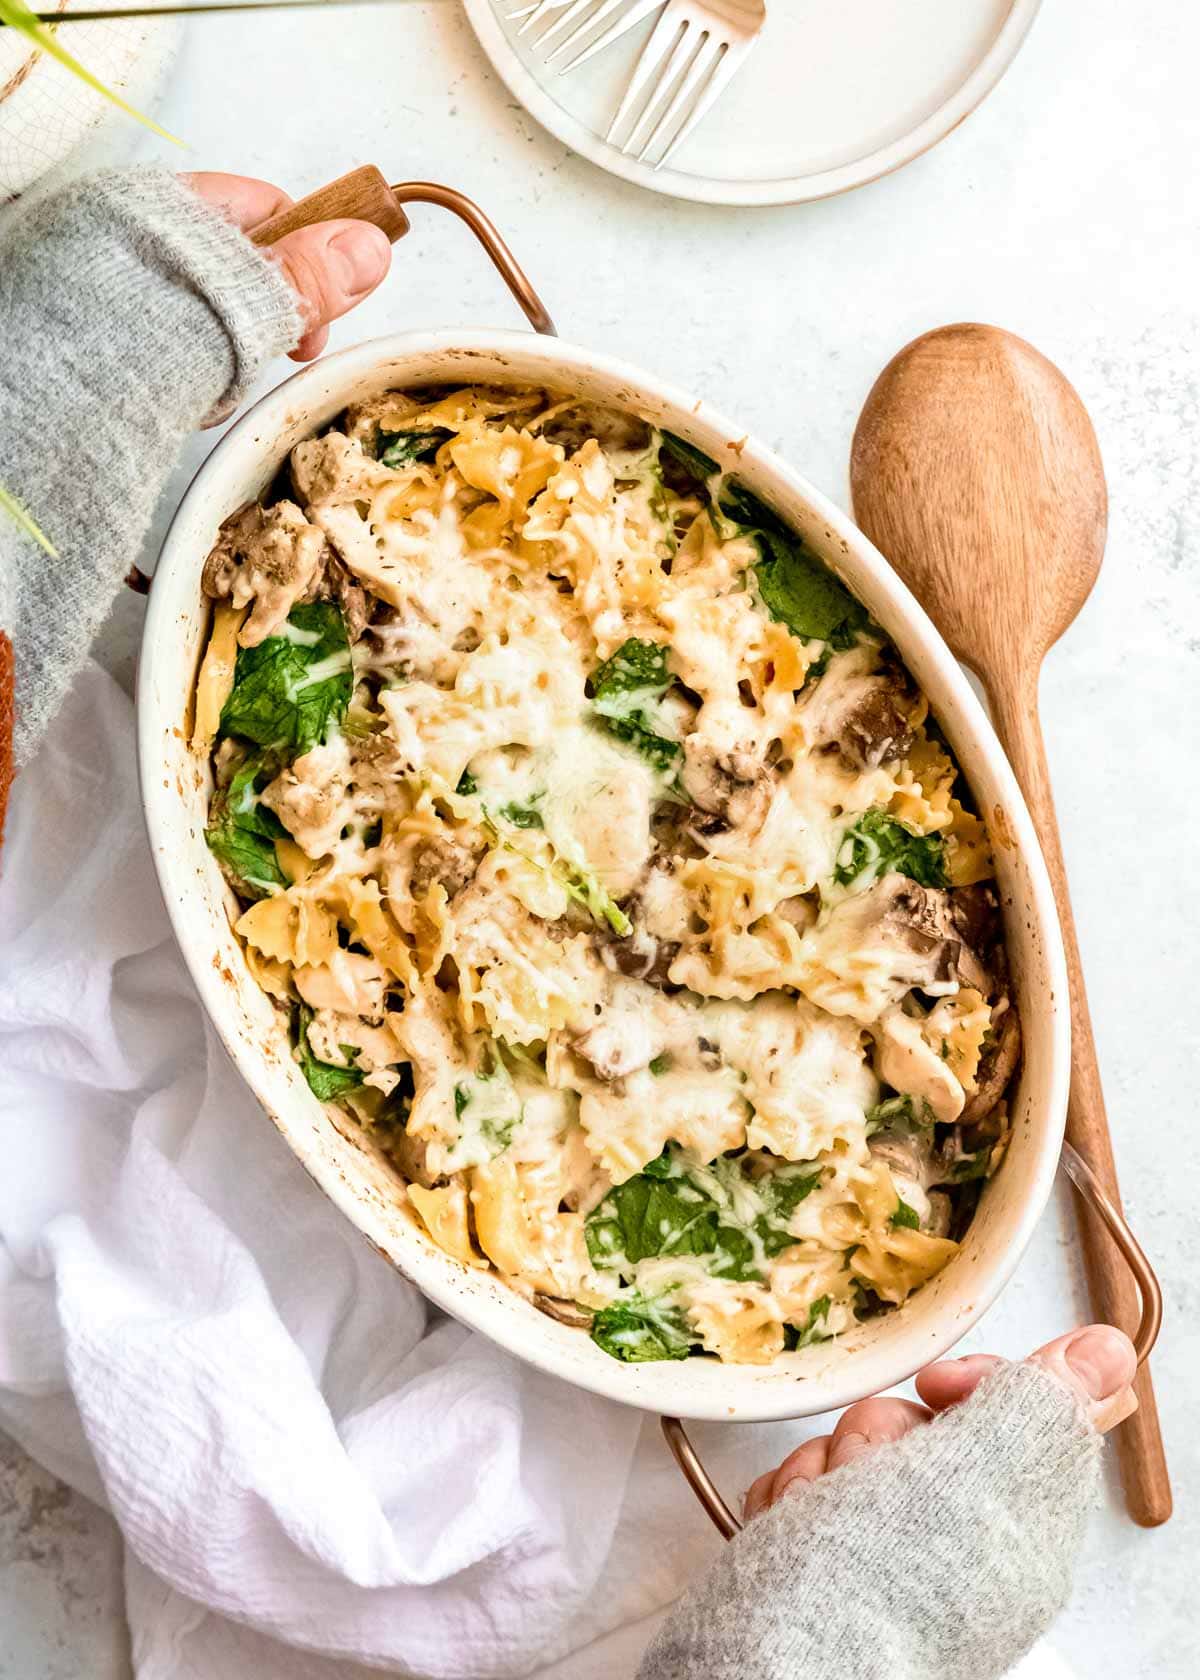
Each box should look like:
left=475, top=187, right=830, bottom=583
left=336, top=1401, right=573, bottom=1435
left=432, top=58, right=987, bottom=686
left=138, top=318, right=1077, bottom=1428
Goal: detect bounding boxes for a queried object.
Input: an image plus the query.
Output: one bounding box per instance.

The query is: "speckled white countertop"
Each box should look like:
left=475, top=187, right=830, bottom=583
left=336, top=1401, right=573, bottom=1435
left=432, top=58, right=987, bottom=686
left=1, top=2, right=1197, bottom=1675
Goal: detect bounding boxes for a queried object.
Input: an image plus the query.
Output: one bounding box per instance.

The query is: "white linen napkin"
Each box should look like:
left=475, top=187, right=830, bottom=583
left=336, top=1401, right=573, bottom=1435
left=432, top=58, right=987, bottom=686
left=0, top=661, right=1077, bottom=1680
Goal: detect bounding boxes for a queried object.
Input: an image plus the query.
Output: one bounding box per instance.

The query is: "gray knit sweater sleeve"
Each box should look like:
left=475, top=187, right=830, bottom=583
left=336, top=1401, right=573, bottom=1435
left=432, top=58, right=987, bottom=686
left=0, top=168, right=301, bottom=767
left=639, top=1363, right=1101, bottom=1680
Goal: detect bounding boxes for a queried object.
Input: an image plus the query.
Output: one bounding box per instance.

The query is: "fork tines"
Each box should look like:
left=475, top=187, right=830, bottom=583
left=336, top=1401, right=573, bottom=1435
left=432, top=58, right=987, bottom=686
left=499, top=0, right=663, bottom=70
left=607, top=2, right=746, bottom=169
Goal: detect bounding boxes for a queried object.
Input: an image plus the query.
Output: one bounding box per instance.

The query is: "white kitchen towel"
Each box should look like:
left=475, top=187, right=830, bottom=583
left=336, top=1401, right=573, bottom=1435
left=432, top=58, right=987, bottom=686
left=0, top=659, right=772, bottom=1679
left=0, top=661, right=1077, bottom=1680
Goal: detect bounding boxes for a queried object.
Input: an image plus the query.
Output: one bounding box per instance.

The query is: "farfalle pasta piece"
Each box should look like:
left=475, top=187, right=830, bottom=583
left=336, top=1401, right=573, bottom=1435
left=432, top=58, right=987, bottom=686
left=409, top=1182, right=486, bottom=1269
left=192, top=603, right=248, bottom=752
left=236, top=889, right=339, bottom=968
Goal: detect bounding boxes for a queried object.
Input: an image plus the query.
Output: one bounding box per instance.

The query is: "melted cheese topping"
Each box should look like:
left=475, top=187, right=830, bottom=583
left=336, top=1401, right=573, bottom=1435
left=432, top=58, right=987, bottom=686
left=201, top=384, right=1013, bottom=1368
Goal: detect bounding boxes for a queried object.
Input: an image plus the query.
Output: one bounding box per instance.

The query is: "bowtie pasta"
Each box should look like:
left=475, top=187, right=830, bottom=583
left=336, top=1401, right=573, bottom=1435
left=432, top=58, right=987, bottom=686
left=195, top=384, right=1020, bottom=1367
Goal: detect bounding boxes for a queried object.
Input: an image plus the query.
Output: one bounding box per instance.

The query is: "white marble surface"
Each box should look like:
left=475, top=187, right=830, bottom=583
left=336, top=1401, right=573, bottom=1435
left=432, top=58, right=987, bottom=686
left=2, top=1, right=1198, bottom=1675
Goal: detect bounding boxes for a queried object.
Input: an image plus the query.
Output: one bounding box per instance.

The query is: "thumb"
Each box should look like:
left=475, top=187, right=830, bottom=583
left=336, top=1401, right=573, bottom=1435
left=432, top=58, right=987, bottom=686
left=916, top=1323, right=1138, bottom=1434
left=1029, top=1324, right=1138, bottom=1433
left=265, top=219, right=392, bottom=362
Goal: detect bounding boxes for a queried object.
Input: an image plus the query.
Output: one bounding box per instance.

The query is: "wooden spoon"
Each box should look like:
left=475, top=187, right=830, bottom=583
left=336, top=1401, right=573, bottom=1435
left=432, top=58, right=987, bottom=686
left=850, top=323, right=1171, bottom=1527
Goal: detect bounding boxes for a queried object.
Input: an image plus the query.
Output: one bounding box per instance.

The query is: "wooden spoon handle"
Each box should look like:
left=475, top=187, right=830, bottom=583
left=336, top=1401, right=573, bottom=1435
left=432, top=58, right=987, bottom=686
left=988, top=678, right=1172, bottom=1526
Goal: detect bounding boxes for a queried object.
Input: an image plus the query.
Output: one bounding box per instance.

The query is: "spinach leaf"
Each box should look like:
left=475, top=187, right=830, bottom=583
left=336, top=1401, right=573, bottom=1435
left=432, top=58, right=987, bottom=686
left=451, top=1048, right=522, bottom=1161
left=659, top=430, right=719, bottom=491
left=589, top=638, right=681, bottom=776
left=498, top=800, right=544, bottom=830
left=586, top=1168, right=755, bottom=1281
left=586, top=1149, right=821, bottom=1282
left=455, top=769, right=478, bottom=796
left=205, top=755, right=289, bottom=901
left=784, top=1295, right=834, bottom=1351
left=755, top=1166, right=823, bottom=1258
left=751, top=526, right=867, bottom=647
left=590, top=1293, right=695, bottom=1363
left=295, top=1004, right=364, bottom=1102
left=834, top=810, right=947, bottom=890
left=946, top=1149, right=992, bottom=1183
left=220, top=603, right=352, bottom=758
left=865, top=1094, right=934, bottom=1138
left=892, top=1199, right=921, bottom=1230
left=648, top=1052, right=673, bottom=1076
left=710, top=479, right=867, bottom=650
left=562, top=863, right=632, bottom=936
left=377, top=426, right=452, bottom=468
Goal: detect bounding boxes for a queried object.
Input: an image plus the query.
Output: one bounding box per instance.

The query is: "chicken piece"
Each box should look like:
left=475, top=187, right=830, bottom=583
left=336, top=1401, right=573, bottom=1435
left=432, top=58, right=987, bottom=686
left=294, top=950, right=388, bottom=1017
left=201, top=500, right=327, bottom=647
left=872, top=1007, right=965, bottom=1124
left=804, top=671, right=915, bottom=770
left=409, top=835, right=481, bottom=902
left=262, top=735, right=353, bottom=860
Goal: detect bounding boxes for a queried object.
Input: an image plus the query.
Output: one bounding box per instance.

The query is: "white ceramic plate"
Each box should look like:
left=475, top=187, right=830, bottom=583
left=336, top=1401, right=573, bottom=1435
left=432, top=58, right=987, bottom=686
left=461, top=0, right=1042, bottom=207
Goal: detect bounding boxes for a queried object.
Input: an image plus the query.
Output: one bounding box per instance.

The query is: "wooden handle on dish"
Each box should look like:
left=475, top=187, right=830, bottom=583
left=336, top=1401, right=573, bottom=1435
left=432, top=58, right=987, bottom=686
left=987, top=679, right=1172, bottom=1527
left=249, top=164, right=412, bottom=248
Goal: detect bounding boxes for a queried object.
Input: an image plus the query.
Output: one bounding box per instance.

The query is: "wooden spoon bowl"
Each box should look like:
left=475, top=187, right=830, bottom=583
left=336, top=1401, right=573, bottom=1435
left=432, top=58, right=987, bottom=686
left=851, top=323, right=1170, bottom=1527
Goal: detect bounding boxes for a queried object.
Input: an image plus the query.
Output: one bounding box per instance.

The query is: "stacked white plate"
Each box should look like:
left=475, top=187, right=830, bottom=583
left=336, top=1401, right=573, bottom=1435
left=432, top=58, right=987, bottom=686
left=462, top=0, right=1041, bottom=205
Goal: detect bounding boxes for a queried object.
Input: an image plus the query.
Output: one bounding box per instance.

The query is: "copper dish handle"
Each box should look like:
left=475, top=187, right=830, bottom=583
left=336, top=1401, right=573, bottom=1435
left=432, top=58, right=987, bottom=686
left=249, top=166, right=557, bottom=335
left=663, top=1141, right=1164, bottom=1541
left=124, top=168, right=556, bottom=593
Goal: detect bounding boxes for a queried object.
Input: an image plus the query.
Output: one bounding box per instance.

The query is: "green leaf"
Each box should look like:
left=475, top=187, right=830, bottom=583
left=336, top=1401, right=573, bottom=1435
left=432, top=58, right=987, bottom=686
left=834, top=810, right=947, bottom=890
left=455, top=770, right=478, bottom=796
left=498, top=800, right=544, bottom=830
left=204, top=755, right=290, bottom=901
left=450, top=1048, right=522, bottom=1162
left=590, top=1293, right=695, bottom=1363
left=947, top=1149, right=992, bottom=1183
left=892, top=1199, right=921, bottom=1230
left=586, top=1149, right=822, bottom=1282
left=0, top=481, right=58, bottom=557
left=592, top=637, right=672, bottom=701
left=659, top=430, right=719, bottom=489
left=561, top=866, right=631, bottom=937
left=220, top=603, right=352, bottom=758
left=0, top=0, right=182, bottom=142
left=590, top=639, right=682, bottom=777
left=751, top=526, right=867, bottom=647
left=706, top=478, right=866, bottom=651
left=648, top=1053, right=672, bottom=1076
left=755, top=1166, right=823, bottom=1257
left=295, top=1005, right=364, bottom=1102
left=784, top=1295, right=834, bottom=1351
left=377, top=426, right=452, bottom=468
left=865, top=1094, right=934, bottom=1138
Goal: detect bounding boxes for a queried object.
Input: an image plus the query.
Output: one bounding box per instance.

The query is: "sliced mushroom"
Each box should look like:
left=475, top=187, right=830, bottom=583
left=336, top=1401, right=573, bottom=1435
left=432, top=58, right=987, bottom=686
left=305, top=552, right=370, bottom=643
left=805, top=671, right=916, bottom=770
left=872, top=1007, right=965, bottom=1124
left=832, top=874, right=992, bottom=997
left=600, top=927, right=681, bottom=986
left=959, top=1004, right=1022, bottom=1126
left=925, top=1191, right=953, bottom=1238
left=680, top=740, right=771, bottom=831
left=533, top=1294, right=594, bottom=1329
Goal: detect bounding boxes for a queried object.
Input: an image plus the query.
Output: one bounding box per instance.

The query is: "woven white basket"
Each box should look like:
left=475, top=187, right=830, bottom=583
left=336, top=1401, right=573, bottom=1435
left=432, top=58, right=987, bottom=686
left=0, top=5, right=177, bottom=202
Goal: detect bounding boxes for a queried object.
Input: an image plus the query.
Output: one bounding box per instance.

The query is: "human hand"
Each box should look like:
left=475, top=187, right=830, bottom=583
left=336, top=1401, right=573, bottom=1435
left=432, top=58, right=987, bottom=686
left=744, top=1323, right=1137, bottom=1519
left=183, top=172, right=392, bottom=363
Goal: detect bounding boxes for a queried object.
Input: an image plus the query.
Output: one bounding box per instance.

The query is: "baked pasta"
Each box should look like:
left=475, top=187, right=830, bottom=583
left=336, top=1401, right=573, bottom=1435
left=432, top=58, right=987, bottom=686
left=195, top=384, right=1020, bottom=1367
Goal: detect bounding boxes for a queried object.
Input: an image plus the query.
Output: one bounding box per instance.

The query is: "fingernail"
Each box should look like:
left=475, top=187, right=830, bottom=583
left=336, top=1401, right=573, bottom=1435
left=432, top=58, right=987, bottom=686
left=328, top=225, right=389, bottom=297
left=1065, top=1326, right=1131, bottom=1400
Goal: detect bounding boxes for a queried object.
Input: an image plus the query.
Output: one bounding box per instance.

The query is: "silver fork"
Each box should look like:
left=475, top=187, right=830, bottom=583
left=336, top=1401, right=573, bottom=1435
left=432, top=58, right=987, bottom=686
left=607, top=0, right=765, bottom=170
left=499, top=0, right=660, bottom=66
